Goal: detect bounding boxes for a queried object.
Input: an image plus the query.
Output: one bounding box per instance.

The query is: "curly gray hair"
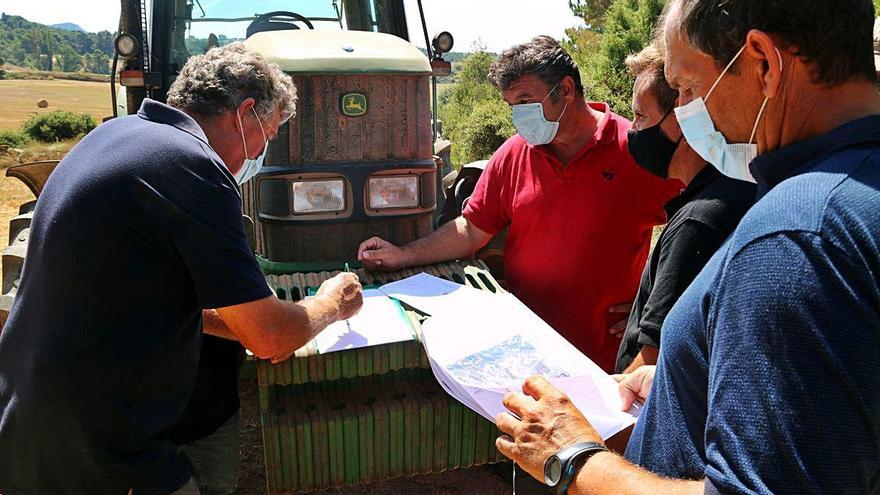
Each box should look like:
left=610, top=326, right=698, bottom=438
left=167, top=42, right=296, bottom=122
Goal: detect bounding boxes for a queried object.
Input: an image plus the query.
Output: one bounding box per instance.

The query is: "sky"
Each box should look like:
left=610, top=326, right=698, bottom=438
left=0, top=0, right=585, bottom=53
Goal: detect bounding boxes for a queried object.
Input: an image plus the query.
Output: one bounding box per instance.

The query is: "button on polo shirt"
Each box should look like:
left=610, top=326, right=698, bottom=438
left=463, top=102, right=681, bottom=371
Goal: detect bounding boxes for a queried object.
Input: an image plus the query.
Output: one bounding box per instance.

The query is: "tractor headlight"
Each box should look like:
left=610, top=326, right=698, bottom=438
left=292, top=179, right=346, bottom=213
left=432, top=31, right=454, bottom=55
left=115, top=33, right=139, bottom=58
left=367, top=175, right=419, bottom=210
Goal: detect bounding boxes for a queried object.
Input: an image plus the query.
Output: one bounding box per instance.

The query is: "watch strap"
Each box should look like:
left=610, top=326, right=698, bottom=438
left=547, top=441, right=608, bottom=495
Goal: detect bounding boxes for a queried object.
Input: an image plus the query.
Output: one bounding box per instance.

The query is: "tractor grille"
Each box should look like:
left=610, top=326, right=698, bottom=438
left=258, top=261, right=507, bottom=493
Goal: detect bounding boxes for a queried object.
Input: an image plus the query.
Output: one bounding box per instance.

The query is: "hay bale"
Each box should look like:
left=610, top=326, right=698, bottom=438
left=37, top=99, right=48, bottom=108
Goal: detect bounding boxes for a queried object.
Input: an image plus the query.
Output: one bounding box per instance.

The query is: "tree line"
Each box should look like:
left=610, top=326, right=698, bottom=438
left=0, top=13, right=114, bottom=74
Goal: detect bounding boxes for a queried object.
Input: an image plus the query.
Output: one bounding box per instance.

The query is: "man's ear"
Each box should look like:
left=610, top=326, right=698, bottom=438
left=561, top=75, right=578, bottom=103
left=744, top=30, right=784, bottom=99
left=237, top=97, right=256, bottom=122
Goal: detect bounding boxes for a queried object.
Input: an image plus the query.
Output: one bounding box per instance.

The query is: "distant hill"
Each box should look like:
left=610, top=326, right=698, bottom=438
left=51, top=22, right=86, bottom=33
left=417, top=47, right=493, bottom=63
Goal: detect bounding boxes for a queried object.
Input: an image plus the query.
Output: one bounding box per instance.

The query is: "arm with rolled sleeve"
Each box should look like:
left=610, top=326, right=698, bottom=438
left=703, top=231, right=880, bottom=494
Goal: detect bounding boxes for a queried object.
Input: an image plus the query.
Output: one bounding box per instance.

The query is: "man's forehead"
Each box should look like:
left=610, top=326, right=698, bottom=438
left=502, top=74, right=551, bottom=102
left=507, top=74, right=548, bottom=92
left=632, top=75, right=652, bottom=105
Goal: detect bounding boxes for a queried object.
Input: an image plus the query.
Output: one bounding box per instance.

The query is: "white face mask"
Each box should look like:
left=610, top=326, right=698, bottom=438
left=511, top=81, right=568, bottom=146
left=234, top=107, right=268, bottom=185
left=674, top=45, right=783, bottom=183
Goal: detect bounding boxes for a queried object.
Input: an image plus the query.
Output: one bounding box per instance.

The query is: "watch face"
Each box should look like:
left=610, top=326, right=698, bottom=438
left=545, top=456, right=562, bottom=485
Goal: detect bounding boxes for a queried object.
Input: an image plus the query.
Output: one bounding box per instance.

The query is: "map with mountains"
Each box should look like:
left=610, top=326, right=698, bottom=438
left=446, top=335, right=570, bottom=389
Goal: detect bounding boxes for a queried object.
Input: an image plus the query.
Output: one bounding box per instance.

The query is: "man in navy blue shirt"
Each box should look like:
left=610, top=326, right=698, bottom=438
left=0, top=43, right=362, bottom=494
left=493, top=1, right=880, bottom=493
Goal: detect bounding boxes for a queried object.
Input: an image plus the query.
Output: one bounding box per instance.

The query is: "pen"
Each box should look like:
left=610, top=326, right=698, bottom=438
left=343, top=262, right=353, bottom=333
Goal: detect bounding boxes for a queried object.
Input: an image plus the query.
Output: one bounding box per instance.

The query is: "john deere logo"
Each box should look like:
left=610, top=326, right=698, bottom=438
left=340, top=92, right=367, bottom=117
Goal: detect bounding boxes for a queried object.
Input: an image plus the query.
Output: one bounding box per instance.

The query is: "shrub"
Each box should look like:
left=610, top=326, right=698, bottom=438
left=22, top=110, right=96, bottom=142
left=439, top=51, right=514, bottom=166
left=572, top=0, right=667, bottom=118
left=456, top=98, right=516, bottom=165
left=0, top=129, right=30, bottom=147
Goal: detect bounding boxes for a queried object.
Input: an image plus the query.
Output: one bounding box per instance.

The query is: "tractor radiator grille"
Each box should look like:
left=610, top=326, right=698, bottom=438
left=257, top=260, right=507, bottom=493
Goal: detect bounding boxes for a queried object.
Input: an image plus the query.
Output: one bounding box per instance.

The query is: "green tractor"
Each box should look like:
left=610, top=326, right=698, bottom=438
left=1, top=1, right=509, bottom=492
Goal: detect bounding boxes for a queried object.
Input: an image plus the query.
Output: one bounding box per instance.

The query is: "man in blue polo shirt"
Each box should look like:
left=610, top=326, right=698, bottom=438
left=492, top=1, right=880, bottom=493
left=0, top=43, right=362, bottom=494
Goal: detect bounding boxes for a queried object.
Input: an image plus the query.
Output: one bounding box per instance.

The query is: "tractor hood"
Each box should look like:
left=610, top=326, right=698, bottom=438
left=244, top=30, right=431, bottom=75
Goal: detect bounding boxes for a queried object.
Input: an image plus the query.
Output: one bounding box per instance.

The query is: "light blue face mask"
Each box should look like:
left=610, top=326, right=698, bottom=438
left=674, top=45, right=782, bottom=183
left=234, top=107, right=268, bottom=185
left=511, top=81, right=568, bottom=146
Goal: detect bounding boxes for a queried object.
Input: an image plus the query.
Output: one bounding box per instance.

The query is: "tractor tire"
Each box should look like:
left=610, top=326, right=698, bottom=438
left=438, top=161, right=507, bottom=283
left=0, top=160, right=60, bottom=331
left=0, top=200, right=35, bottom=330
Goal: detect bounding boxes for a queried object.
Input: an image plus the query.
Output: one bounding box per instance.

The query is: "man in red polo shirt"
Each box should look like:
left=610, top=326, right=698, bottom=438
left=357, top=36, right=679, bottom=371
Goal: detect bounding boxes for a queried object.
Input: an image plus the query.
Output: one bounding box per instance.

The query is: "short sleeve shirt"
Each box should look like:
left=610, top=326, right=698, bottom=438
left=462, top=103, right=681, bottom=371
left=0, top=100, right=272, bottom=495
left=615, top=168, right=756, bottom=372
left=625, top=115, right=880, bottom=493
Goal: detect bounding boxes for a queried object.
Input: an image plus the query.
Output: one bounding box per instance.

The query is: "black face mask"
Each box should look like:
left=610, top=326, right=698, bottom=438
left=627, top=109, right=682, bottom=179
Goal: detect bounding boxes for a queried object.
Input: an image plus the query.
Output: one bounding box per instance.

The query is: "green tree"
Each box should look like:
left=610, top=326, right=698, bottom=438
left=6, top=39, right=27, bottom=65
left=56, top=44, right=81, bottom=72
left=7, top=39, right=27, bottom=65
left=438, top=51, right=515, bottom=166
left=82, top=49, right=110, bottom=74
left=569, top=0, right=666, bottom=118
left=569, top=0, right=614, bottom=31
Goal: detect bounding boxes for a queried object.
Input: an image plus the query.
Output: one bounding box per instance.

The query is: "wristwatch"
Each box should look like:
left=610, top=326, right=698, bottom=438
left=544, top=442, right=608, bottom=495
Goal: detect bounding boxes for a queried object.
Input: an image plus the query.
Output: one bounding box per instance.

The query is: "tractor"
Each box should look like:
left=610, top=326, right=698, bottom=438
left=0, top=1, right=508, bottom=492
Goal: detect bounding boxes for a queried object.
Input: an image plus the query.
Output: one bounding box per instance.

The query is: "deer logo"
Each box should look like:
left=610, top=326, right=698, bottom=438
left=341, top=93, right=368, bottom=117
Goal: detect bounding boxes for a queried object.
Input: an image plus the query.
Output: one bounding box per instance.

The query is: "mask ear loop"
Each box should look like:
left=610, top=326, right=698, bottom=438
left=236, top=108, right=250, bottom=159
left=252, top=107, right=267, bottom=142
left=540, top=80, right=563, bottom=104
left=748, top=48, right=784, bottom=146
left=656, top=107, right=681, bottom=146
left=705, top=44, right=747, bottom=102
left=540, top=79, right=567, bottom=124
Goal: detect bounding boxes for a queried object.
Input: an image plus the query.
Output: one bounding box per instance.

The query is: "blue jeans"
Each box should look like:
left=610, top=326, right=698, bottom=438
left=178, top=412, right=239, bottom=495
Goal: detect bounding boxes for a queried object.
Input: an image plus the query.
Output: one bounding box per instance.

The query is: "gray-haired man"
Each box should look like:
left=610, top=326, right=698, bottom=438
left=0, top=43, right=362, bottom=494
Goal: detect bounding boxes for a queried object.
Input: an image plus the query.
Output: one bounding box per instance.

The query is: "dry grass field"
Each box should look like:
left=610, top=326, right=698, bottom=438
left=0, top=79, right=111, bottom=130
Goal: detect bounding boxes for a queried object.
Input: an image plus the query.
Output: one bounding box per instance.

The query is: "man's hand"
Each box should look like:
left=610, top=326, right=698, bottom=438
left=357, top=237, right=410, bottom=272
left=315, top=272, right=363, bottom=320
left=495, top=376, right=603, bottom=482
left=608, top=302, right=633, bottom=337
left=613, top=365, right=656, bottom=411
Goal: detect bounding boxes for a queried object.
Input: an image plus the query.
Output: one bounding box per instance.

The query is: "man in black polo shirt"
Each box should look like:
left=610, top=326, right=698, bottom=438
left=615, top=43, right=756, bottom=373
left=0, top=43, right=362, bottom=494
